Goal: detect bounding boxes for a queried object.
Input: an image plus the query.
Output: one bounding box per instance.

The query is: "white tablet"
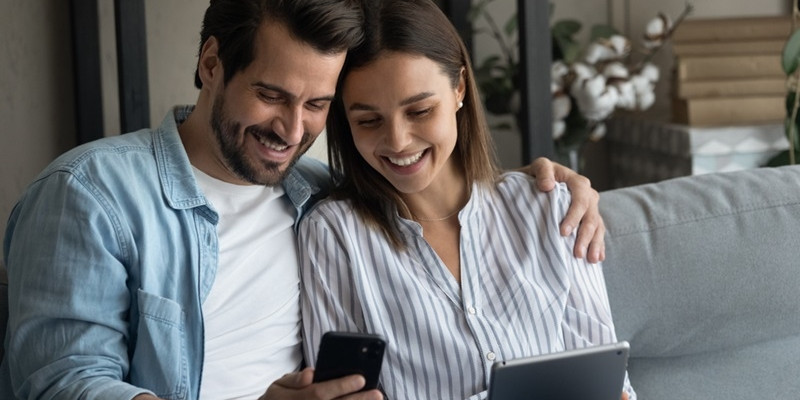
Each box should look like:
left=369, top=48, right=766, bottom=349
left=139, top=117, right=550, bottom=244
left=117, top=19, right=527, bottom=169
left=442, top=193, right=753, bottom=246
left=488, top=341, right=630, bottom=400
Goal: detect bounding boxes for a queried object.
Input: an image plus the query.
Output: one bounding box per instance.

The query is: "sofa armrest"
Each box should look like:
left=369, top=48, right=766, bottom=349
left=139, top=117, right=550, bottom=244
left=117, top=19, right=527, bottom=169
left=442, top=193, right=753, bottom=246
left=599, top=165, right=800, bottom=400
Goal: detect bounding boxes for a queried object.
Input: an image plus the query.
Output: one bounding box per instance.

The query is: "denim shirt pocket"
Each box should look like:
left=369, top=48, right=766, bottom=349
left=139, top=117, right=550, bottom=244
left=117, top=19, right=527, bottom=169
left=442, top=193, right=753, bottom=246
left=130, top=289, right=189, bottom=400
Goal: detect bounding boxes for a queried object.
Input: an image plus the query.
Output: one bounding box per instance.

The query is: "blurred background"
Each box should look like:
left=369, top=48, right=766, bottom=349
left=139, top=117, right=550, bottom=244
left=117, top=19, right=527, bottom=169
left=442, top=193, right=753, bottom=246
left=0, top=0, right=792, bottom=244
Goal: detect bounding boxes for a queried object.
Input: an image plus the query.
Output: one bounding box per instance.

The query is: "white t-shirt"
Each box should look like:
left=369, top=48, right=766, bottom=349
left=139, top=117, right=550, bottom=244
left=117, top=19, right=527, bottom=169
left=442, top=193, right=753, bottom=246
left=193, top=167, right=302, bottom=399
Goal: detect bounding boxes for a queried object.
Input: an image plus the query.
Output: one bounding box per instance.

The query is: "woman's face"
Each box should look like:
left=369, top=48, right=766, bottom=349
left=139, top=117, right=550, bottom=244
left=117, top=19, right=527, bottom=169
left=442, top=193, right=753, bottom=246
left=341, top=52, right=465, bottom=195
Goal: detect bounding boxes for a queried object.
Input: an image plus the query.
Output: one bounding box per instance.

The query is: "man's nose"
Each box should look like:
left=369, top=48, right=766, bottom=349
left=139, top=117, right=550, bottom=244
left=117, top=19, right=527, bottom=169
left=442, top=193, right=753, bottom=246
left=273, top=107, right=305, bottom=145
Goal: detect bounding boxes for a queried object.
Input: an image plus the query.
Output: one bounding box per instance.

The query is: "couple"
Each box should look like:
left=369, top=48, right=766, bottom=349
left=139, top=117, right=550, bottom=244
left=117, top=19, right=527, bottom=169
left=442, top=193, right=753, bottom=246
left=1, top=0, right=631, bottom=399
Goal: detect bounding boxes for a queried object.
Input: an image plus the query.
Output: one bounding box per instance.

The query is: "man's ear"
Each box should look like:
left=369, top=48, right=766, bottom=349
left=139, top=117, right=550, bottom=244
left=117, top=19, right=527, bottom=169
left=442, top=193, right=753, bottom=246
left=197, top=36, right=222, bottom=89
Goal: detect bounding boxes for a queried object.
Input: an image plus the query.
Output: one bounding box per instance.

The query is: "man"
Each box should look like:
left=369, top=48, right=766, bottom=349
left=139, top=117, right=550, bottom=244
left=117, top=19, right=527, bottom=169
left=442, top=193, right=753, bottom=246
left=1, top=1, right=605, bottom=399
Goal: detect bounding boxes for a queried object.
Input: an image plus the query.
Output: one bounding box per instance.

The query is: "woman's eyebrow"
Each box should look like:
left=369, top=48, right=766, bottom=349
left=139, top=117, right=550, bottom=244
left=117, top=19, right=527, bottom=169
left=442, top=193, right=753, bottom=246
left=349, top=92, right=436, bottom=112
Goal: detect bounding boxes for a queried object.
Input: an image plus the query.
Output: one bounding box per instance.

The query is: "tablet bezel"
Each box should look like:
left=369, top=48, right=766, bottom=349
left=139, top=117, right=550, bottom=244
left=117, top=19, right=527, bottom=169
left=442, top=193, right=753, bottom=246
left=487, top=341, right=630, bottom=400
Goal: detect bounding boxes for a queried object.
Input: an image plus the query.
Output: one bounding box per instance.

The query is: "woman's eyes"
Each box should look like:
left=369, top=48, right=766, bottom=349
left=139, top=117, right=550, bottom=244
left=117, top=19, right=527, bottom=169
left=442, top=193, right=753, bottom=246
left=409, top=108, right=432, bottom=118
left=357, top=117, right=381, bottom=127
left=353, top=107, right=434, bottom=128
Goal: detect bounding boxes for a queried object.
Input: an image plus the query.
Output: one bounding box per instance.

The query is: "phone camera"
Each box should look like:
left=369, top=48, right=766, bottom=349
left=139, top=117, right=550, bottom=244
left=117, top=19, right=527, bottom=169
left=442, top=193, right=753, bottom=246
left=361, top=342, right=384, bottom=359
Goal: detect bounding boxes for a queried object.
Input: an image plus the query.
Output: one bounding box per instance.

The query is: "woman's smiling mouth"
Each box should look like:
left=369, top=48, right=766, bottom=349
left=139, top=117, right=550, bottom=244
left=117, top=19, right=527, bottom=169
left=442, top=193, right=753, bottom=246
left=386, top=150, right=425, bottom=167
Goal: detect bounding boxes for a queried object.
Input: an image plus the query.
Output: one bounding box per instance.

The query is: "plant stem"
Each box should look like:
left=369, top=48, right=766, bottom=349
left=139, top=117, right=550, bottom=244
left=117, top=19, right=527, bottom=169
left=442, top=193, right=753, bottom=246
left=792, top=0, right=799, bottom=165
left=480, top=9, right=516, bottom=71
left=791, top=63, right=800, bottom=165
left=636, top=3, right=694, bottom=69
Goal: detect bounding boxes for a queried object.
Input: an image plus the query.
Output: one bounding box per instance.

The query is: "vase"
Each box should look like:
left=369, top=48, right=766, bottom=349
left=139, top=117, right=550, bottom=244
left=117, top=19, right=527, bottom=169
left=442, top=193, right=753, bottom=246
left=554, top=142, right=585, bottom=173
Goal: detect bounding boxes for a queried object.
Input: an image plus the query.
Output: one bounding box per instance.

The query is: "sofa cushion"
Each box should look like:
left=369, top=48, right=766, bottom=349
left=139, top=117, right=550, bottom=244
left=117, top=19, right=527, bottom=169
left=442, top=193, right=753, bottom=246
left=600, top=165, right=800, bottom=399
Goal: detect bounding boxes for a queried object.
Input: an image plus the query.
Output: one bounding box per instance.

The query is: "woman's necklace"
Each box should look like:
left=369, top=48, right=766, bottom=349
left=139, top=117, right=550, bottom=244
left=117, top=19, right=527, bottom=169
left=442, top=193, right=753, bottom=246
left=412, top=208, right=460, bottom=222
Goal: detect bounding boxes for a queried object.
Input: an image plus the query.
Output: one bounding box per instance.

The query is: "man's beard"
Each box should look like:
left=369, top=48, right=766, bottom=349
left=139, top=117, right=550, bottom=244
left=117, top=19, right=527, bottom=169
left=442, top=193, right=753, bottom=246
left=210, top=93, right=312, bottom=186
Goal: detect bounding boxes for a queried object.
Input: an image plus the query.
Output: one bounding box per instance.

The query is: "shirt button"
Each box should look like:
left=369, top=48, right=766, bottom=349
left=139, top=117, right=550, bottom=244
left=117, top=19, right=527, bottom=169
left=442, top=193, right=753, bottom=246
left=487, top=352, right=496, bottom=361
left=467, top=306, right=477, bottom=315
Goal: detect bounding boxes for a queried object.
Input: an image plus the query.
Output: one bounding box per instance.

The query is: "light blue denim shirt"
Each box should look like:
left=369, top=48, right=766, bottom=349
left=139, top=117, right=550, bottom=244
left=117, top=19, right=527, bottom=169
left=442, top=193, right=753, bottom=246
left=0, top=106, right=330, bottom=400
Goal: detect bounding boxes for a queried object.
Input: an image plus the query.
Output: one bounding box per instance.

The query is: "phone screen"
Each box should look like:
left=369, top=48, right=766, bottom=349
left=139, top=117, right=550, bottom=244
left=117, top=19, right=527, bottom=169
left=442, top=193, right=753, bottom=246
left=312, top=331, right=386, bottom=391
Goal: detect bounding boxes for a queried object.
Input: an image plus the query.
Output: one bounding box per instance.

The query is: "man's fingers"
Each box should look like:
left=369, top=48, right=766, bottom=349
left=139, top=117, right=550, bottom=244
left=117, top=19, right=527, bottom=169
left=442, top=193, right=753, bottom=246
left=340, top=389, right=385, bottom=400
left=586, top=220, right=606, bottom=263
left=311, top=374, right=367, bottom=398
left=529, top=157, right=557, bottom=191
left=559, top=188, right=592, bottom=237
left=271, top=368, right=313, bottom=390
left=262, top=369, right=372, bottom=400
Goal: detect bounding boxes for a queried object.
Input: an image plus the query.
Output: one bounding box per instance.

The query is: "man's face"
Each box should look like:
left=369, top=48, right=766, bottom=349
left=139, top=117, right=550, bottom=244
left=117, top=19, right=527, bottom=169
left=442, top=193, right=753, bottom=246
left=207, top=22, right=346, bottom=186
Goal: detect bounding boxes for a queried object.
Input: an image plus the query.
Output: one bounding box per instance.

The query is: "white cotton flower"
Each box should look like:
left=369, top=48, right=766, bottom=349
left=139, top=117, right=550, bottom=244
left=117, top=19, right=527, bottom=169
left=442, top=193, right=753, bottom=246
left=553, top=120, right=566, bottom=140
left=584, top=35, right=630, bottom=63
left=574, top=73, right=607, bottom=99
left=552, top=93, right=571, bottom=120
left=573, top=79, right=619, bottom=121
left=551, top=60, right=569, bottom=83
left=551, top=81, right=561, bottom=94
left=602, top=62, right=629, bottom=79
left=589, top=122, right=607, bottom=141
left=646, top=13, right=672, bottom=37
left=608, top=35, right=631, bottom=57
left=637, top=89, right=655, bottom=110
left=639, top=63, right=660, bottom=82
left=572, top=62, right=597, bottom=81
left=613, top=80, right=637, bottom=110
left=643, top=13, right=672, bottom=48
left=630, top=74, right=653, bottom=94
left=583, top=42, right=616, bottom=64
left=629, top=73, right=656, bottom=110
left=591, top=86, right=619, bottom=120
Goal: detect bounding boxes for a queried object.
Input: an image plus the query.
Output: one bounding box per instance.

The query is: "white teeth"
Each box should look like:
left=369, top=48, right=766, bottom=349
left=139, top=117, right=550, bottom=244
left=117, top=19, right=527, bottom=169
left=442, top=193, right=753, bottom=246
left=387, top=151, right=424, bottom=166
left=258, top=136, right=288, bottom=151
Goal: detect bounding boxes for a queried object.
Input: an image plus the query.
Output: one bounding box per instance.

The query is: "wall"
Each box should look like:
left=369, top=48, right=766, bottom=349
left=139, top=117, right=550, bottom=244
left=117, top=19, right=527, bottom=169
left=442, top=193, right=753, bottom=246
left=0, top=0, right=792, bottom=247
left=1, top=0, right=76, bottom=250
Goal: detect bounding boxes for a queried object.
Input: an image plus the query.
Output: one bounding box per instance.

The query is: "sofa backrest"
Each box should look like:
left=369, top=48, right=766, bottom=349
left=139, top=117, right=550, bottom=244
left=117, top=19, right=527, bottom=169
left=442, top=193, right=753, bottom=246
left=599, top=165, right=800, bottom=400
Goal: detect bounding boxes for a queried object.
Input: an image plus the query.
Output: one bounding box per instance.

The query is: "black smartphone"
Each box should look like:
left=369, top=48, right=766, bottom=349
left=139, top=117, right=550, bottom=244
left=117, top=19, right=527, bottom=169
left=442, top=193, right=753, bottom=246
left=312, top=331, right=386, bottom=391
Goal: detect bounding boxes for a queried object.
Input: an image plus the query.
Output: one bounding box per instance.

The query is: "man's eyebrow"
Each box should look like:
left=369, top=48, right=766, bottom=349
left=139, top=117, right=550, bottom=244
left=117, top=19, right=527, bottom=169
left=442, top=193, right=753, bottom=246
left=252, top=82, right=335, bottom=103
left=349, top=92, right=436, bottom=112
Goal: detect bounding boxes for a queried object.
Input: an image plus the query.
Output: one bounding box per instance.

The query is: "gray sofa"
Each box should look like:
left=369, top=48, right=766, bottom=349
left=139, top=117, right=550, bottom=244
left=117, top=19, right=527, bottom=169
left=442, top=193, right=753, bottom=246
left=1, top=166, right=798, bottom=398
left=600, top=165, right=800, bottom=399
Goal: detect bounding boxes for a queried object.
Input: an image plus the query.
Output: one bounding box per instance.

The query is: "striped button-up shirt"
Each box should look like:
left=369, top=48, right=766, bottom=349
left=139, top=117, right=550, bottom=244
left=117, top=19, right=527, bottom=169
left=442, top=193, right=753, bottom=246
left=299, top=172, right=635, bottom=400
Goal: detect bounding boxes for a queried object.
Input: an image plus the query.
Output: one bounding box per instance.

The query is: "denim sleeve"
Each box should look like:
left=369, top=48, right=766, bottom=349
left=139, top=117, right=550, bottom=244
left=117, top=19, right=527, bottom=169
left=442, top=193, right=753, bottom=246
left=3, top=171, right=154, bottom=399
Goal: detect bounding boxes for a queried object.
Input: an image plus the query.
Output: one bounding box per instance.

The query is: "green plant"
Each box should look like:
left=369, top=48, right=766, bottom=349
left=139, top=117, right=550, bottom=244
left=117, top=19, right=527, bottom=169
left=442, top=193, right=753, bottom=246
left=769, top=16, right=800, bottom=166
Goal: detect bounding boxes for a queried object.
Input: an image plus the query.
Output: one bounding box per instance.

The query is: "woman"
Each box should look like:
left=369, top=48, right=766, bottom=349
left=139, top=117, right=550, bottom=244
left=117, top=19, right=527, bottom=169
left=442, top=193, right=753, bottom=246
left=298, top=0, right=635, bottom=399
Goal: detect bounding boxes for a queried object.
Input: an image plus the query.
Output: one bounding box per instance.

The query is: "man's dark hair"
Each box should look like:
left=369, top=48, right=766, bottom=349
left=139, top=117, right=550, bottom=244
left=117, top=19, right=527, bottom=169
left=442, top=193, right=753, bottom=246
left=193, top=0, right=364, bottom=89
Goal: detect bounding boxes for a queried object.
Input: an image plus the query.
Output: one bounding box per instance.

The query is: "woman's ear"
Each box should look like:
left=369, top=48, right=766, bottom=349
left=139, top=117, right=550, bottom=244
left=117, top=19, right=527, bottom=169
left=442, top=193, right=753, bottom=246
left=457, top=67, right=467, bottom=104
left=197, top=36, right=222, bottom=89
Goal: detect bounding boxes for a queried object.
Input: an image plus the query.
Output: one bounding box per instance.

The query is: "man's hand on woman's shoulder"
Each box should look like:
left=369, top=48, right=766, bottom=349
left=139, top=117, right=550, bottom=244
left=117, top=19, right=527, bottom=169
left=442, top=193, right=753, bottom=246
left=517, top=157, right=606, bottom=263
